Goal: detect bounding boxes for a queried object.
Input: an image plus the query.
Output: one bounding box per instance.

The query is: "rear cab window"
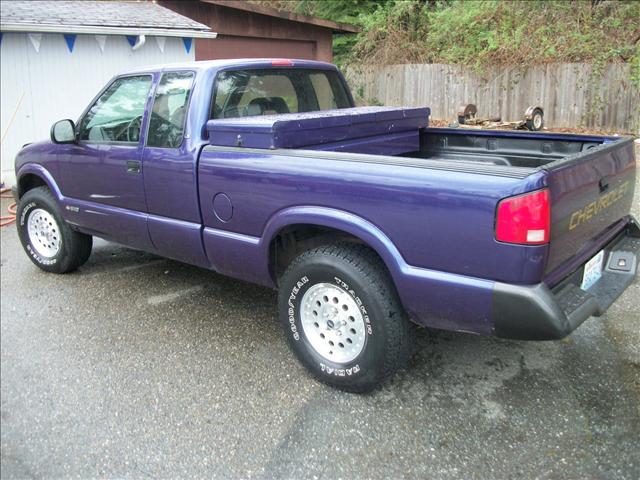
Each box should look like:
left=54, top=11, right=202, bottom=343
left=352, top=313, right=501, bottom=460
left=212, top=68, right=351, bottom=119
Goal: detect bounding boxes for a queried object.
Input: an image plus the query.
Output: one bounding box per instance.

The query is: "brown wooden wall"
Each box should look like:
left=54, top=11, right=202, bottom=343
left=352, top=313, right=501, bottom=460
left=159, top=1, right=333, bottom=61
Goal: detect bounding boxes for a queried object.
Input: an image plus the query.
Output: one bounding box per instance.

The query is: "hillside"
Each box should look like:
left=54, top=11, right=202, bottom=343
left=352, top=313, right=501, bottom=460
left=252, top=0, right=639, bottom=75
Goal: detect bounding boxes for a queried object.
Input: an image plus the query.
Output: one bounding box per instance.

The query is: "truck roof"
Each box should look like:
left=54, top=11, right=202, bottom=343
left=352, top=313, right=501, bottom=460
left=120, top=58, right=338, bottom=76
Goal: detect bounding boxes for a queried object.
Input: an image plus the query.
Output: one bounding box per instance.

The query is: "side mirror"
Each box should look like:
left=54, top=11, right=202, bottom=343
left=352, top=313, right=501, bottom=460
left=51, top=119, right=77, bottom=144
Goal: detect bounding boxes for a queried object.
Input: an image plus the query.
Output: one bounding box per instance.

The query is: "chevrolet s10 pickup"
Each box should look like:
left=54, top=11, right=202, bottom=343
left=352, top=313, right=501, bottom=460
left=13, top=59, right=639, bottom=391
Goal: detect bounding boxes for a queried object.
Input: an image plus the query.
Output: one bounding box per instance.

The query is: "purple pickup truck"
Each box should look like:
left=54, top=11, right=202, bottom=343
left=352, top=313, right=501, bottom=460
left=12, top=59, right=639, bottom=391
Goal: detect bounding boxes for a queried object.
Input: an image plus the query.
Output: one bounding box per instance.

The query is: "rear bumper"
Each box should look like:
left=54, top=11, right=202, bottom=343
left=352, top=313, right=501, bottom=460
left=493, top=217, right=640, bottom=340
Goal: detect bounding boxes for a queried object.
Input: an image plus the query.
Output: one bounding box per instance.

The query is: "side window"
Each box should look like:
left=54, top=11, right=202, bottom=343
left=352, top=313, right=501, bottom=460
left=79, top=75, right=152, bottom=143
left=147, top=71, right=195, bottom=148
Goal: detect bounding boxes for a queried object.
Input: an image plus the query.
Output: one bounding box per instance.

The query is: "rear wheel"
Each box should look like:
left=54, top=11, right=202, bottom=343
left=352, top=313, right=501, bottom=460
left=17, top=186, right=92, bottom=273
left=278, top=243, right=416, bottom=392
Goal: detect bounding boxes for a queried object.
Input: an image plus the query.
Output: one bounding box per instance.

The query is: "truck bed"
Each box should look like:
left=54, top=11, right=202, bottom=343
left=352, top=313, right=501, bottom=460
left=203, top=109, right=635, bottom=297
left=207, top=107, right=616, bottom=170
left=412, top=128, right=610, bottom=168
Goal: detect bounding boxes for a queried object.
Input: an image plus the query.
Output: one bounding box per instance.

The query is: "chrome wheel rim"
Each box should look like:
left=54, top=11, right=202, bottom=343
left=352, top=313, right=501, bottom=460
left=27, top=208, right=61, bottom=258
left=300, top=283, right=366, bottom=364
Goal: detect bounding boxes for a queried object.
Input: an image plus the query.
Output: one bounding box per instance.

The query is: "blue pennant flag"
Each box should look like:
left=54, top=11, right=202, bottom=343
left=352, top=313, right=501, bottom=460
left=182, top=37, right=192, bottom=54
left=64, top=34, right=76, bottom=53
left=126, top=35, right=137, bottom=48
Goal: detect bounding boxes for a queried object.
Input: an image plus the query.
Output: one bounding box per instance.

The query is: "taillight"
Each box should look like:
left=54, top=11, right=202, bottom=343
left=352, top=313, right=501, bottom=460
left=271, top=59, right=293, bottom=66
left=495, top=189, right=550, bottom=245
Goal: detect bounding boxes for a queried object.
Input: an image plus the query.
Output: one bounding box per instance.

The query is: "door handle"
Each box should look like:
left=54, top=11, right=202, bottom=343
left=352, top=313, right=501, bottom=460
left=126, top=160, right=141, bottom=174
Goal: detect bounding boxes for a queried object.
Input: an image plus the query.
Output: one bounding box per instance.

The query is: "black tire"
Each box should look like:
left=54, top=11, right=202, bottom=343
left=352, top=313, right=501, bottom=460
left=278, top=243, right=416, bottom=393
left=17, top=186, right=92, bottom=273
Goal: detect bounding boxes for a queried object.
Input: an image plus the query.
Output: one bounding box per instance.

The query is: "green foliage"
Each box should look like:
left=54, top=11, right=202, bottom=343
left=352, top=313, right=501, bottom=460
left=332, top=34, right=359, bottom=67
left=295, top=0, right=379, bottom=25
left=293, top=0, right=381, bottom=66
left=357, top=0, right=639, bottom=69
left=253, top=0, right=640, bottom=70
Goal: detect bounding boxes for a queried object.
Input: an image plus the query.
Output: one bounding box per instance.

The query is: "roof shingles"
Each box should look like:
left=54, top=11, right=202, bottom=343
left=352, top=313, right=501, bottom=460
left=0, top=1, right=211, bottom=31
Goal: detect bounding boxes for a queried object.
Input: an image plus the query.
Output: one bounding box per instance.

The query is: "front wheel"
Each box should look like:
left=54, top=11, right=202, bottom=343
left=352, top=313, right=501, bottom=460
left=278, top=243, right=416, bottom=392
left=17, top=186, right=92, bottom=273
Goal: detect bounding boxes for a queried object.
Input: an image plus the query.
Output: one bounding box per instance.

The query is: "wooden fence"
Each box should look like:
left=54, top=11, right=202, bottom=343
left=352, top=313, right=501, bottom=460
left=345, top=63, right=639, bottom=133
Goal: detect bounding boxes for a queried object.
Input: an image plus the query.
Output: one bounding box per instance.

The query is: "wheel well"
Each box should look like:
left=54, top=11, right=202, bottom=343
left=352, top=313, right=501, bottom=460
left=269, top=224, right=386, bottom=283
left=17, top=174, right=47, bottom=198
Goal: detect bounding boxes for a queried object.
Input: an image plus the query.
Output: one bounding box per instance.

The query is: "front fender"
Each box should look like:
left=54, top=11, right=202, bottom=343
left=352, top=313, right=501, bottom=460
left=16, top=163, right=64, bottom=201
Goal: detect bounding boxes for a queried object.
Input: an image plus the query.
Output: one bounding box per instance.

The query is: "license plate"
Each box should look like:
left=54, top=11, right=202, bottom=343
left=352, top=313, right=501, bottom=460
left=581, top=250, right=604, bottom=290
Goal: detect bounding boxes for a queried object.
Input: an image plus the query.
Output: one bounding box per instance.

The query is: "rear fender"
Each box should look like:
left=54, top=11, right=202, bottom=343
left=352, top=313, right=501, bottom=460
left=261, top=206, right=407, bottom=283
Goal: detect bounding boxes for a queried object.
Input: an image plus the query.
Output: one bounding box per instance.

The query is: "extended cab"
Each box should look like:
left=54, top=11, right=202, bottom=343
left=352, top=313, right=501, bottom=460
left=13, top=59, right=639, bottom=391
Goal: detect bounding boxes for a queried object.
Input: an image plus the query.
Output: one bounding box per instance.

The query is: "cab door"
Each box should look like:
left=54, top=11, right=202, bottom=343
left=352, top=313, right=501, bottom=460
left=57, top=74, right=156, bottom=249
left=142, top=70, right=209, bottom=267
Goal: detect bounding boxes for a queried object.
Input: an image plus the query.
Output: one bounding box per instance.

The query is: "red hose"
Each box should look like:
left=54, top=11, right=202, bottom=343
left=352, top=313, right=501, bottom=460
left=0, top=188, right=17, bottom=227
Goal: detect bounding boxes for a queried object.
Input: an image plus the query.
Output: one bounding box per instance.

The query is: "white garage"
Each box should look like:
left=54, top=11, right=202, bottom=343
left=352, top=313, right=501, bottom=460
left=0, top=1, right=217, bottom=186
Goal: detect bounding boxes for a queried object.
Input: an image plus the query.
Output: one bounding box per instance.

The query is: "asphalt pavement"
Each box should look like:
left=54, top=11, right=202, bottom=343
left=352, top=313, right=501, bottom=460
left=1, top=148, right=639, bottom=479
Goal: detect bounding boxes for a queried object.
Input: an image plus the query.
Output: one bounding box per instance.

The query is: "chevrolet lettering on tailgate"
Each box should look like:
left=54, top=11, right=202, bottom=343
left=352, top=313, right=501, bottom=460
left=569, top=181, right=630, bottom=230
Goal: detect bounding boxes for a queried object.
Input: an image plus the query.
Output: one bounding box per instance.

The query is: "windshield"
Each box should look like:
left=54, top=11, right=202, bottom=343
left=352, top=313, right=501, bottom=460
left=212, top=68, right=352, bottom=119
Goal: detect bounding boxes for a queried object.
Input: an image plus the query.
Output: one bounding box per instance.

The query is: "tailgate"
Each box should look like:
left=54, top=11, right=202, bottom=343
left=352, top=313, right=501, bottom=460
left=544, top=137, right=636, bottom=283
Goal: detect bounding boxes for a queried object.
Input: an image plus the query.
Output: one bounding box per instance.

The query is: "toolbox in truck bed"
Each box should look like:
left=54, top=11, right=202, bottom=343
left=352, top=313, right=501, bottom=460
left=205, top=106, right=430, bottom=154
